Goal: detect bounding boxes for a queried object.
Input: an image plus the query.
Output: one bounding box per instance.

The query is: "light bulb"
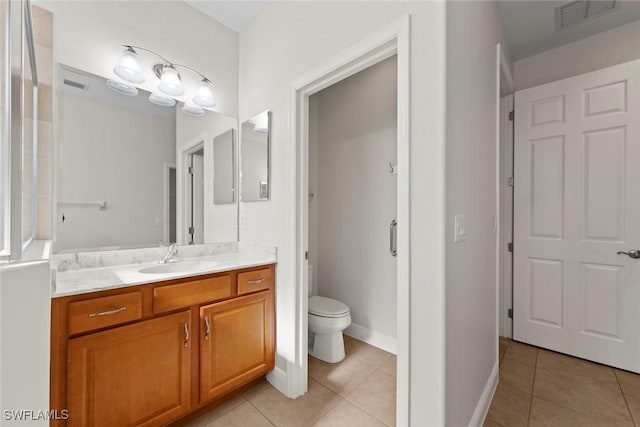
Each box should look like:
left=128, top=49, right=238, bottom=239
left=193, top=80, right=216, bottom=108
left=149, top=92, right=176, bottom=107
left=113, top=49, right=145, bottom=84
left=182, top=103, right=205, bottom=117
left=158, top=66, right=184, bottom=97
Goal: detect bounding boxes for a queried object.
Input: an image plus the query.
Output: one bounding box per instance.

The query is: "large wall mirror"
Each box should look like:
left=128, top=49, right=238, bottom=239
left=240, top=110, right=270, bottom=202
left=54, top=65, right=238, bottom=252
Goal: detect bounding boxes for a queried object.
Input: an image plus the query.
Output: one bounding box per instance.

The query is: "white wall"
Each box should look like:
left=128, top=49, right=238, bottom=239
left=34, top=0, right=238, bottom=117
left=176, top=112, right=238, bottom=245
left=310, top=56, right=397, bottom=352
left=514, top=19, right=640, bottom=90
left=0, top=261, right=51, bottom=426
left=239, top=3, right=447, bottom=425
left=445, top=1, right=511, bottom=425
left=57, top=94, right=175, bottom=251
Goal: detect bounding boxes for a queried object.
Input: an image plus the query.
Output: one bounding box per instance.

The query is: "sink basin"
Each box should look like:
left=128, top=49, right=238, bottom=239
left=138, top=261, right=218, bottom=275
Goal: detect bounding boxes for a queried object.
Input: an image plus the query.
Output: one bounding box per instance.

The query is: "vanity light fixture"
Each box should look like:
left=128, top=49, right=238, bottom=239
left=110, top=45, right=216, bottom=112
left=181, top=103, right=206, bottom=117
left=148, top=92, right=176, bottom=107
left=105, top=79, right=139, bottom=96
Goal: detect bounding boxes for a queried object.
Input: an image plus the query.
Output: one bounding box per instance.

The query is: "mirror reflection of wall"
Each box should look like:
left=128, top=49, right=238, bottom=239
left=56, top=65, right=177, bottom=252
left=213, top=129, right=235, bottom=205
left=241, top=111, right=270, bottom=202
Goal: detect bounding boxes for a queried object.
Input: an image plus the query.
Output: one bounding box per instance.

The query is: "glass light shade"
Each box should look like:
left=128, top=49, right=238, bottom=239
left=193, top=81, right=216, bottom=108
left=106, top=79, right=139, bottom=96
left=148, top=92, right=176, bottom=107
left=181, top=103, right=205, bottom=117
left=113, top=50, right=145, bottom=84
left=158, top=66, right=185, bottom=96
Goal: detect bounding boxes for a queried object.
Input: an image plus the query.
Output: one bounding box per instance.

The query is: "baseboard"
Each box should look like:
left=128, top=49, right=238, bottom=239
left=267, top=365, right=288, bottom=396
left=344, top=323, right=397, bottom=354
left=468, top=361, right=499, bottom=427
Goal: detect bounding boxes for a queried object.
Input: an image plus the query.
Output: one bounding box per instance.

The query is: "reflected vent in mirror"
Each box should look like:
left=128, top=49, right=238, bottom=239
left=555, top=0, right=617, bottom=31
left=63, top=79, right=88, bottom=91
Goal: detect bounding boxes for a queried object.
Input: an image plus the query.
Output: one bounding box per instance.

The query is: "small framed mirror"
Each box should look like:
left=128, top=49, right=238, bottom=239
left=240, top=110, right=270, bottom=202
left=213, top=128, right=235, bottom=205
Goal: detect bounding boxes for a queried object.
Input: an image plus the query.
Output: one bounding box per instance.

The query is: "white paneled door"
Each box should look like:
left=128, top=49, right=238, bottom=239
left=514, top=60, right=640, bottom=371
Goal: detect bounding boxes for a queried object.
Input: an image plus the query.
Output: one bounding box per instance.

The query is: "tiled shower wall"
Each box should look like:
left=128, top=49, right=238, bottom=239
left=33, top=5, right=52, bottom=240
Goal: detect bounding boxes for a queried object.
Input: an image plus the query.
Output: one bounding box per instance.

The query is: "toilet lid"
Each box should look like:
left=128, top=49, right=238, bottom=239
left=309, top=296, right=350, bottom=317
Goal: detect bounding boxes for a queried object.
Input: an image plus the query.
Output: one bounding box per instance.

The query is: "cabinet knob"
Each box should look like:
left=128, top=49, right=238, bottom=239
left=183, top=322, right=189, bottom=347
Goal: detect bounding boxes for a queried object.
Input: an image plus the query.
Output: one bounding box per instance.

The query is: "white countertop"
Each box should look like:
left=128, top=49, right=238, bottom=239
left=52, top=243, right=276, bottom=298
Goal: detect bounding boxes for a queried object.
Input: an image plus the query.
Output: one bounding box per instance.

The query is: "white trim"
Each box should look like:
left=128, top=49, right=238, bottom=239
left=266, top=365, right=288, bottom=395
left=496, top=44, right=515, bottom=339
left=469, top=361, right=499, bottom=427
left=289, top=15, right=410, bottom=426
left=345, top=324, right=397, bottom=355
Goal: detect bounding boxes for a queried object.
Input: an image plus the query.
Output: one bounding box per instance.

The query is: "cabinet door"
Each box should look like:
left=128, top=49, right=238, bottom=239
left=200, top=291, right=275, bottom=402
left=67, top=311, right=191, bottom=427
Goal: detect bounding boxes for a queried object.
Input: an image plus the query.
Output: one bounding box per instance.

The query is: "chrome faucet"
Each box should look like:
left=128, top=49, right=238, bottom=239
left=160, top=243, right=181, bottom=264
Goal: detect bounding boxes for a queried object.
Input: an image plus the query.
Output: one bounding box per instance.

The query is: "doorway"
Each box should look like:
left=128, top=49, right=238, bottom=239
left=290, top=16, right=410, bottom=426
left=182, top=142, right=205, bottom=245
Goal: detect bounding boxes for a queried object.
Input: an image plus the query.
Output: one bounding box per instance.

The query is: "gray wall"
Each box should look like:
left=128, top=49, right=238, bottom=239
left=515, top=19, right=640, bottom=90
left=446, top=1, right=511, bottom=425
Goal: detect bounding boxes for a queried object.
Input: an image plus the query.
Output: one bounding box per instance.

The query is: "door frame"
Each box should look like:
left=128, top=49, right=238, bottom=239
left=496, top=44, right=515, bottom=340
left=163, top=162, right=176, bottom=245
left=178, top=137, right=205, bottom=245
left=289, top=15, right=410, bottom=426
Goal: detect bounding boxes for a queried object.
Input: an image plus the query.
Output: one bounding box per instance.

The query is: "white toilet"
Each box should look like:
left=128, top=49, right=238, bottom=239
left=308, top=266, right=351, bottom=363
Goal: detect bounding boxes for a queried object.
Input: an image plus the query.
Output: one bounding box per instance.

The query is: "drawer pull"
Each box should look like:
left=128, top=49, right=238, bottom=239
left=204, top=316, right=210, bottom=340
left=247, top=278, right=265, bottom=284
left=87, top=306, right=127, bottom=318
left=183, top=322, right=189, bottom=347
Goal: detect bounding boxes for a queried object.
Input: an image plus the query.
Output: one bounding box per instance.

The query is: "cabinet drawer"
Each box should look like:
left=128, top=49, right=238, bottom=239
left=238, top=268, right=273, bottom=295
left=154, top=275, right=231, bottom=314
left=68, top=291, right=143, bottom=335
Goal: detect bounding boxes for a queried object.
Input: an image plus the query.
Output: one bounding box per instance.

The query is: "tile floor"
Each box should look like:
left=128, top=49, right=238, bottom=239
left=486, top=337, right=640, bottom=427
left=187, top=335, right=396, bottom=427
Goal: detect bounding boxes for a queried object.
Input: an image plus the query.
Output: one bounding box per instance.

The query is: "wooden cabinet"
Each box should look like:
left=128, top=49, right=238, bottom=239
left=200, top=291, right=275, bottom=402
left=67, top=311, right=192, bottom=427
left=51, top=264, right=275, bottom=427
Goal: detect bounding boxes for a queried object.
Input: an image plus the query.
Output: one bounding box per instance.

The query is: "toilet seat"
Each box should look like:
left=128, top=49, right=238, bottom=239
left=309, top=296, right=350, bottom=318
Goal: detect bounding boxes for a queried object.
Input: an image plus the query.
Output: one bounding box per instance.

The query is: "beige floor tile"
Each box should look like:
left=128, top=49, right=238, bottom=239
left=537, top=350, right=618, bottom=391
left=486, top=384, right=531, bottom=427
left=499, top=358, right=535, bottom=394
left=309, top=355, right=378, bottom=396
left=246, top=379, right=341, bottom=427
left=499, top=341, right=508, bottom=365
left=186, top=395, right=247, bottom=427
left=204, top=401, right=273, bottom=427
left=533, top=368, right=633, bottom=426
left=616, top=369, right=640, bottom=425
left=504, top=341, right=538, bottom=367
left=346, top=340, right=393, bottom=368
left=529, top=397, right=609, bottom=427
left=344, top=335, right=360, bottom=354
left=379, top=356, right=396, bottom=377
left=312, top=400, right=387, bottom=427
left=346, top=370, right=396, bottom=426
left=483, top=417, right=504, bottom=427
left=242, top=379, right=273, bottom=401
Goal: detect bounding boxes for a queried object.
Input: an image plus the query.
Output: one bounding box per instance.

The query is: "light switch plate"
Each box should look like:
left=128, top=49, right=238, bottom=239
left=454, top=214, right=467, bottom=243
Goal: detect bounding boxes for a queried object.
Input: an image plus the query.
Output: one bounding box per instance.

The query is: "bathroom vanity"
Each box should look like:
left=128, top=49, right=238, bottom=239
left=49, top=246, right=276, bottom=426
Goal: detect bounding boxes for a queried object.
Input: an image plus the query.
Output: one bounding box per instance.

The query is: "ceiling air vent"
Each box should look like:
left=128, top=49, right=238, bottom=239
left=63, top=79, right=88, bottom=91
left=555, top=0, right=618, bottom=31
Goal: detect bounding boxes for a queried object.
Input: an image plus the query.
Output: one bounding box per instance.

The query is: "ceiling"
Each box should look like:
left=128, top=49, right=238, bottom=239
left=183, top=1, right=640, bottom=61
left=497, top=0, right=640, bottom=61
left=183, top=1, right=266, bottom=33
